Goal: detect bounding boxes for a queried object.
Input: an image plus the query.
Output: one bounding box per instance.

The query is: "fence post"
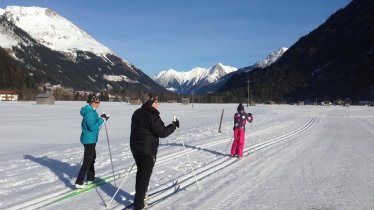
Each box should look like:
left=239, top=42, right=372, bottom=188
left=218, top=109, right=224, bottom=133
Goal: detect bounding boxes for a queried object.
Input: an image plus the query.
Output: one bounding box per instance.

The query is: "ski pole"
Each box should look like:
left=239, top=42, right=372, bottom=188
left=181, top=139, right=202, bottom=191
left=104, top=121, right=117, bottom=187
left=223, top=135, right=234, bottom=153
left=106, top=162, right=136, bottom=208
left=73, top=156, right=84, bottom=181
left=74, top=146, right=85, bottom=176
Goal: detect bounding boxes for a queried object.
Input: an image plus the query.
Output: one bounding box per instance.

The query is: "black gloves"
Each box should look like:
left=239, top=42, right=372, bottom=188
left=101, top=113, right=109, bottom=121
left=173, top=119, right=179, bottom=128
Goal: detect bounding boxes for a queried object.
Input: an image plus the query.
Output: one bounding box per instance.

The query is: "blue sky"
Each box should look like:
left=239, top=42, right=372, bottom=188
left=0, top=0, right=351, bottom=77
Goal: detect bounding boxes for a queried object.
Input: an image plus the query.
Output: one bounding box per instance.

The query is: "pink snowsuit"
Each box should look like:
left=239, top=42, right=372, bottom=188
left=231, top=110, right=253, bottom=157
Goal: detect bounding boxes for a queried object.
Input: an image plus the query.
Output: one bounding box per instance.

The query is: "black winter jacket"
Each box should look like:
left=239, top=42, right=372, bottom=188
left=130, top=104, right=176, bottom=155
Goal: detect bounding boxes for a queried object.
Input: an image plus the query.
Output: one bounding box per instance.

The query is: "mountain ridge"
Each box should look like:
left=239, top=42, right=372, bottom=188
left=154, top=63, right=237, bottom=94
left=0, top=6, right=167, bottom=93
left=153, top=47, right=288, bottom=94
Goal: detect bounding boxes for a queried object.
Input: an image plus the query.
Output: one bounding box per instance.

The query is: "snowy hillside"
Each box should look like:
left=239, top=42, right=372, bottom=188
left=0, top=102, right=373, bottom=209
left=2, top=6, right=113, bottom=57
left=0, top=16, right=21, bottom=49
left=153, top=63, right=237, bottom=94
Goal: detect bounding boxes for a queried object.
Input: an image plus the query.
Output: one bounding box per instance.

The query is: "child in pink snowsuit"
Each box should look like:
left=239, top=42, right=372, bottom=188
left=231, top=103, right=253, bottom=157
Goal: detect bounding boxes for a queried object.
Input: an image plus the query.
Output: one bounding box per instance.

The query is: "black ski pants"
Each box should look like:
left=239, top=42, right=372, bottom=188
left=133, top=154, right=156, bottom=210
left=76, top=143, right=96, bottom=185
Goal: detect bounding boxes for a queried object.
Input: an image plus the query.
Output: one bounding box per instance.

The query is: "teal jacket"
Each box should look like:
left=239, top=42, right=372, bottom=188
left=80, top=105, right=104, bottom=144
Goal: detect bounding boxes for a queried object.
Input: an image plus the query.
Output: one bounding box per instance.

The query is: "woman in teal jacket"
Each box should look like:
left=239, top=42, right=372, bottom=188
left=75, top=95, right=107, bottom=189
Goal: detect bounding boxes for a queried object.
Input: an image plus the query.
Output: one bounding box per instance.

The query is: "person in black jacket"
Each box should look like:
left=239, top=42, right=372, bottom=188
left=130, top=94, right=179, bottom=210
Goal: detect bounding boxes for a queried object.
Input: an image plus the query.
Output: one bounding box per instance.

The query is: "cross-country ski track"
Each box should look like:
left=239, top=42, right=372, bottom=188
left=1, top=103, right=373, bottom=210
left=12, top=113, right=318, bottom=209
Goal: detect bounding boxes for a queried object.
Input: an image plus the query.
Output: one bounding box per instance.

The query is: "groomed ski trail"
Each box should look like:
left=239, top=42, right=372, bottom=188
left=112, top=116, right=317, bottom=209
left=9, top=119, right=297, bottom=209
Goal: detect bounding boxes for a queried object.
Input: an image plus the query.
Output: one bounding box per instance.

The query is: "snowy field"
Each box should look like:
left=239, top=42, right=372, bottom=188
left=1, top=101, right=374, bottom=210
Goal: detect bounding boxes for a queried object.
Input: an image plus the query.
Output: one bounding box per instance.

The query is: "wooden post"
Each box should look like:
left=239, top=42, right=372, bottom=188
left=192, top=90, right=194, bottom=108
left=218, top=109, right=224, bottom=133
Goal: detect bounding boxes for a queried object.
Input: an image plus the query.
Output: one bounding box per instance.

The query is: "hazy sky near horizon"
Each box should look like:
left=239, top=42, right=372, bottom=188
left=0, top=0, right=351, bottom=77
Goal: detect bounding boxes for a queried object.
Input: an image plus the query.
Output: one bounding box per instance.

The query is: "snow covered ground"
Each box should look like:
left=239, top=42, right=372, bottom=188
left=0, top=101, right=373, bottom=210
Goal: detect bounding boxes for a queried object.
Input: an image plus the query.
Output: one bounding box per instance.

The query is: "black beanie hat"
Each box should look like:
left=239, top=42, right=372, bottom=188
left=145, top=94, right=159, bottom=106
left=237, top=103, right=244, bottom=112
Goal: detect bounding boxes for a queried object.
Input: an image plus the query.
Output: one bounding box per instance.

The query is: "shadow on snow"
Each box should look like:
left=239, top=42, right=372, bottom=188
left=24, top=154, right=134, bottom=206
left=24, top=154, right=79, bottom=189
left=160, top=142, right=227, bottom=156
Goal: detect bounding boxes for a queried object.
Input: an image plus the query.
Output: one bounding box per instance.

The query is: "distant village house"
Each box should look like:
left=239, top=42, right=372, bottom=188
left=181, top=98, right=190, bottom=105
left=129, top=98, right=141, bottom=105
left=36, top=93, right=55, bottom=105
left=0, top=90, right=18, bottom=101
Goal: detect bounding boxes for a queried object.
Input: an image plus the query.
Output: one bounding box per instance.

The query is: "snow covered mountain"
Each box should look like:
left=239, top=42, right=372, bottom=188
left=3, top=6, right=113, bottom=58
left=0, top=6, right=166, bottom=92
left=196, top=47, right=288, bottom=94
left=154, top=63, right=237, bottom=94
left=253, top=47, right=288, bottom=69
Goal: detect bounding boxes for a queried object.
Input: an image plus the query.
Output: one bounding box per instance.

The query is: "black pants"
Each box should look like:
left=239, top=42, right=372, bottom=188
left=76, top=144, right=96, bottom=185
left=133, top=154, right=156, bottom=210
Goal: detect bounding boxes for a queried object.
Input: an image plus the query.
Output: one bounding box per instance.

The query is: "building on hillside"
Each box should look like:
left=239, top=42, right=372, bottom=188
left=36, top=93, right=55, bottom=105
left=0, top=90, right=18, bottom=101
